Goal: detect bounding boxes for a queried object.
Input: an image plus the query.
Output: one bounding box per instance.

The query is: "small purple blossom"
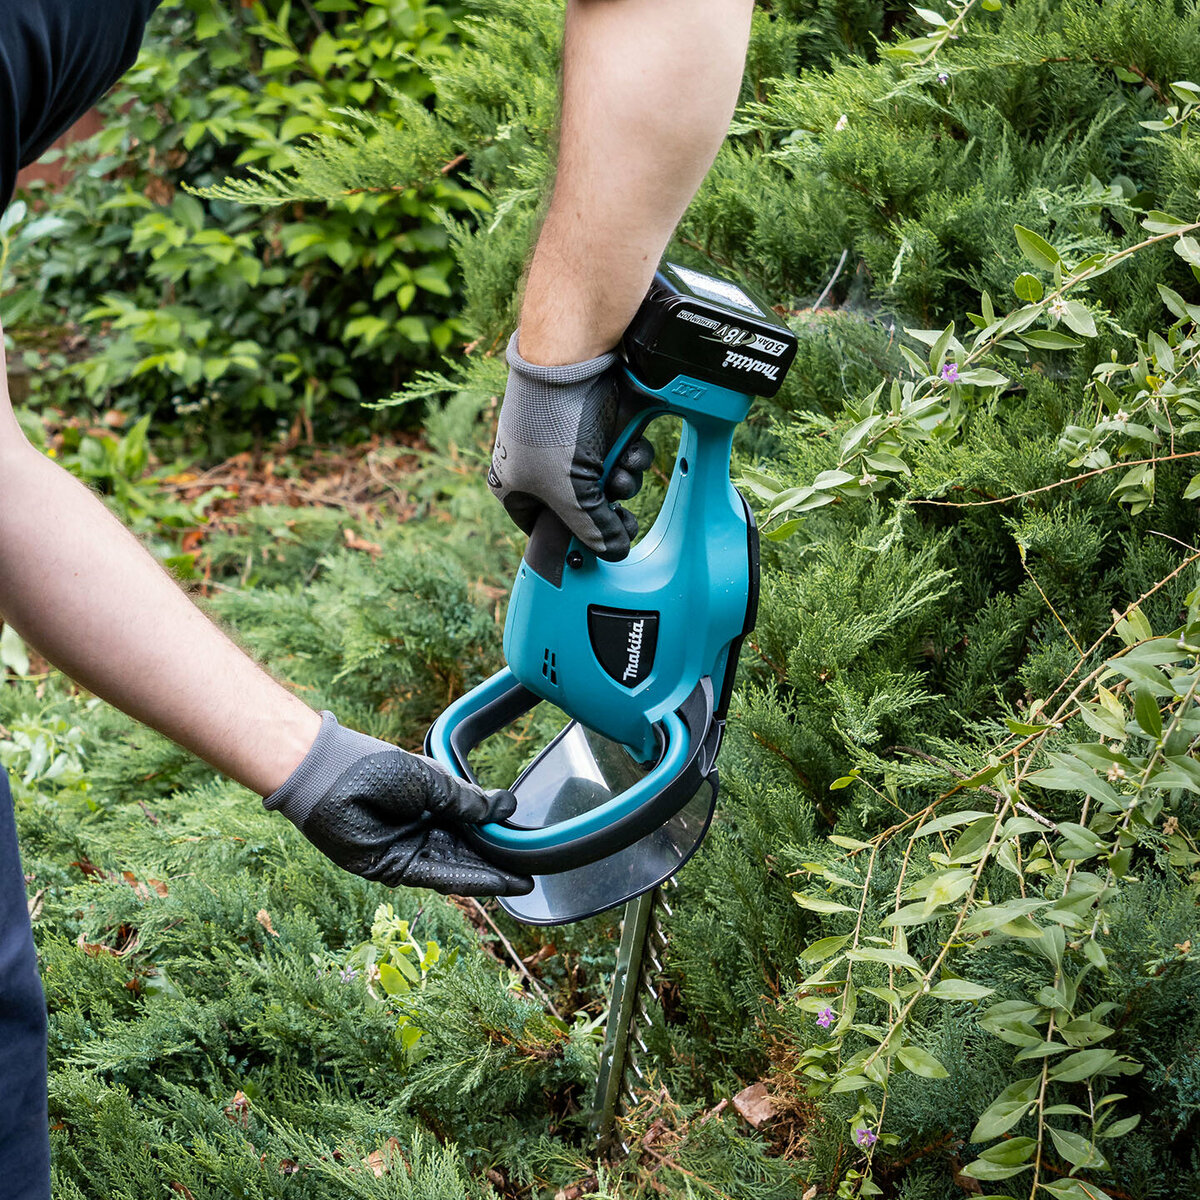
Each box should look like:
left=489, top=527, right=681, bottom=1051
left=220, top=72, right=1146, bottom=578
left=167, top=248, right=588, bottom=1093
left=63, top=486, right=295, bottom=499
left=855, top=1127, right=878, bottom=1148
left=339, top=966, right=359, bottom=983
left=817, top=1006, right=835, bottom=1028
left=940, top=362, right=960, bottom=383
left=937, top=71, right=950, bottom=85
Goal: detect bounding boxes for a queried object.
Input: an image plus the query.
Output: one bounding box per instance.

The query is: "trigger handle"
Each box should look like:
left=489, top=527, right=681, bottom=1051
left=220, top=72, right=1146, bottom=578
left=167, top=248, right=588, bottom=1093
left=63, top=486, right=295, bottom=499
left=523, top=507, right=574, bottom=587
left=597, top=379, right=662, bottom=495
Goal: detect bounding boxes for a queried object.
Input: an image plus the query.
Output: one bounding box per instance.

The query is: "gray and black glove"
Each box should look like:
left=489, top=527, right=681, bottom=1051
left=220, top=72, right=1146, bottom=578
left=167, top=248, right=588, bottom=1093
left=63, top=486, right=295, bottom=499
left=488, top=332, right=655, bottom=562
left=265, top=712, right=532, bottom=897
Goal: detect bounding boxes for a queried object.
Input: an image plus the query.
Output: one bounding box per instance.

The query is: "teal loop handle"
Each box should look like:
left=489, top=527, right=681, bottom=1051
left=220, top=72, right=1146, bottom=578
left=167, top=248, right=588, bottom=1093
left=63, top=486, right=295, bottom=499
left=475, top=709, right=686, bottom=853
left=426, top=667, right=712, bottom=874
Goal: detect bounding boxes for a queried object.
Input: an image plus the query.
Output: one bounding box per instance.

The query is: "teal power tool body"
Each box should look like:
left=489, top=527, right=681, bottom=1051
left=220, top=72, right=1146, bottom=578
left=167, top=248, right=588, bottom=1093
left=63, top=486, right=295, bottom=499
left=426, top=263, right=796, bottom=924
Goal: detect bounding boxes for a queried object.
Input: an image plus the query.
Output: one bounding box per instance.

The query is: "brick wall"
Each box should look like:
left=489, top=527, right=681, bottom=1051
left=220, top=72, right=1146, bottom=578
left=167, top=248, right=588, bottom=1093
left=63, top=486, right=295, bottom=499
left=16, top=108, right=103, bottom=191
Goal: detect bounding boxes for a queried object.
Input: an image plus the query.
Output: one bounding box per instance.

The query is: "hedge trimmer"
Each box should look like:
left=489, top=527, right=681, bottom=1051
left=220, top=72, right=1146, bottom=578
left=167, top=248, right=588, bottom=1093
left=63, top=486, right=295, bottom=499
left=427, top=262, right=796, bottom=1141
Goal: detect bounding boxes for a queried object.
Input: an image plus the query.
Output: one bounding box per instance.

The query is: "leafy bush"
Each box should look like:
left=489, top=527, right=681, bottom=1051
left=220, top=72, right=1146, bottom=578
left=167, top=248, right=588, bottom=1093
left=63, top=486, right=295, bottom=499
left=12, top=0, right=1200, bottom=1197
left=3, top=0, right=483, bottom=443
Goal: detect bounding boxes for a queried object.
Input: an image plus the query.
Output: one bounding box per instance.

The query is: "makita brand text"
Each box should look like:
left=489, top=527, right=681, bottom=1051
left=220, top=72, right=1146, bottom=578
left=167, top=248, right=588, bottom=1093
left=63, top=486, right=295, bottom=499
left=623, top=619, right=646, bottom=682
left=721, top=350, right=780, bottom=381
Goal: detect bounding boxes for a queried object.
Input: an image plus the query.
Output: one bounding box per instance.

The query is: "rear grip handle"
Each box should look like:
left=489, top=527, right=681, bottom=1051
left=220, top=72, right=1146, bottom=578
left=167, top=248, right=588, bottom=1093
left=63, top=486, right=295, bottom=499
left=523, top=388, right=666, bottom=585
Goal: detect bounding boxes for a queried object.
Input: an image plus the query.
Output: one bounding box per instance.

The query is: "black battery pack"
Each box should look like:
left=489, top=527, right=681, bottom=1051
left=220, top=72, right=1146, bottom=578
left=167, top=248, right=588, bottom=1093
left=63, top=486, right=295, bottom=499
left=621, top=262, right=798, bottom=398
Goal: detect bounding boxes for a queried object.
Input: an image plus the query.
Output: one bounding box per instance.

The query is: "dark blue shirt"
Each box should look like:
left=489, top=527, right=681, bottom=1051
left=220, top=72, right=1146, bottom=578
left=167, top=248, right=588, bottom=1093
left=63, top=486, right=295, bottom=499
left=0, top=0, right=162, bottom=211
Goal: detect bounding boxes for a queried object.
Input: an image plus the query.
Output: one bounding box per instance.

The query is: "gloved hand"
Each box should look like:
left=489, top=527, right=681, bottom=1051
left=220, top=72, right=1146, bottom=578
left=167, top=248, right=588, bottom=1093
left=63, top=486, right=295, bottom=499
left=264, top=712, right=532, bottom=897
left=488, top=331, right=655, bottom=562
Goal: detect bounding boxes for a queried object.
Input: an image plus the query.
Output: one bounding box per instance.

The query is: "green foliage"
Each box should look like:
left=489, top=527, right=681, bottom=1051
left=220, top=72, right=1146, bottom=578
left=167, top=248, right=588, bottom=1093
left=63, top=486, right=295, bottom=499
left=3, top=0, right=480, bottom=440
left=190, top=0, right=1200, bottom=1193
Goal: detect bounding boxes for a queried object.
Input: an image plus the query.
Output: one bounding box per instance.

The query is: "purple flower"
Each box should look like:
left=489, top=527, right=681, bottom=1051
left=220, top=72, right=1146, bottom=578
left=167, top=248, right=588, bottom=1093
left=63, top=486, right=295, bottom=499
left=339, top=966, right=359, bottom=983
left=817, top=1006, right=835, bottom=1028
left=941, top=362, right=959, bottom=383
left=937, top=72, right=950, bottom=85
left=856, top=1127, right=878, bottom=1148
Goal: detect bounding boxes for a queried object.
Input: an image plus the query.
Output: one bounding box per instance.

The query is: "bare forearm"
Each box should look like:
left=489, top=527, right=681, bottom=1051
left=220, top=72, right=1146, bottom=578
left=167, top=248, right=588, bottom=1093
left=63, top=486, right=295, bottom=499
left=519, top=0, right=754, bottom=364
left=0, top=441, right=319, bottom=796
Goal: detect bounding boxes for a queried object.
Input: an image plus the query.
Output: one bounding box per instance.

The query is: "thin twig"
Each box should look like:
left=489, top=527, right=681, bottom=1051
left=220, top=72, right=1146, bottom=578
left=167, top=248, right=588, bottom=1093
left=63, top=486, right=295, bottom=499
left=466, top=897, right=561, bottom=1018
left=889, top=745, right=1058, bottom=830
left=907, top=448, right=1200, bottom=509
left=1019, top=546, right=1084, bottom=655
left=811, top=249, right=849, bottom=311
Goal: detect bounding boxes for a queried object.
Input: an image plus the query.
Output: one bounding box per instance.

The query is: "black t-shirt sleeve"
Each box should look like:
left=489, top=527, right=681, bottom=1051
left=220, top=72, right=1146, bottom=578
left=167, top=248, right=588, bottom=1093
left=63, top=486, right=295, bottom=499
left=0, top=0, right=163, bottom=212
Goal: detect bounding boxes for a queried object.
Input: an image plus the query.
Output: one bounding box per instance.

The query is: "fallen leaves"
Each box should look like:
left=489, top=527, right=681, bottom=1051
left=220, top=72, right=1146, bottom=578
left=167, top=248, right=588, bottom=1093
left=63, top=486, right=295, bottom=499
left=732, top=1081, right=776, bottom=1129
left=71, top=858, right=169, bottom=900
left=124, top=871, right=169, bottom=901
left=363, top=1137, right=404, bottom=1178
left=76, top=928, right=139, bottom=958
left=342, top=527, right=382, bottom=557
left=554, top=1178, right=599, bottom=1200
left=224, top=1090, right=251, bottom=1129
left=256, top=909, right=279, bottom=937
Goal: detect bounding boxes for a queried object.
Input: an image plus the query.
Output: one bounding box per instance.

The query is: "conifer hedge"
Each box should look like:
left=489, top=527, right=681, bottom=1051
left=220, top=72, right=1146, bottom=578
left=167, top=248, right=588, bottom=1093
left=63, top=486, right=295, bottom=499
left=9, top=1, right=1200, bottom=1197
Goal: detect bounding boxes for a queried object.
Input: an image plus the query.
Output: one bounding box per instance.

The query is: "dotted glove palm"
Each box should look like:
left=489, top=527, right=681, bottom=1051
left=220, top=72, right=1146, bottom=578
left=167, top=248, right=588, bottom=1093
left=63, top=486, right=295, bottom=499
left=265, top=712, right=532, bottom=897
left=488, top=332, right=654, bottom=561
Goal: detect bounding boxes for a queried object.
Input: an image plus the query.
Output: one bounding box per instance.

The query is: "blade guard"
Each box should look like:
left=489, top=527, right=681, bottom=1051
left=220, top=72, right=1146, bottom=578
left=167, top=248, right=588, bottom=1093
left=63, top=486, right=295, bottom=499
left=425, top=669, right=720, bottom=874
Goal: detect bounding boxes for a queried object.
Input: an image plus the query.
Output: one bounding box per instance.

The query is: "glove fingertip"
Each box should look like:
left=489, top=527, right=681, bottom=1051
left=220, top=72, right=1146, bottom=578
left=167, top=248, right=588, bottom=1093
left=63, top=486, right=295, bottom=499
left=498, top=872, right=536, bottom=897
left=618, top=436, right=656, bottom=474
left=590, top=506, right=637, bottom=562
left=487, top=789, right=518, bottom=823
left=605, top=466, right=641, bottom=502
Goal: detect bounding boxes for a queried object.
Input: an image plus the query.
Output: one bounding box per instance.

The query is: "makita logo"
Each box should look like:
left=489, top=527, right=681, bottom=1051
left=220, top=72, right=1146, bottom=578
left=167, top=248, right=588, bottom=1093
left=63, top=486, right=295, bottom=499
left=622, top=619, right=646, bottom=682
left=722, top=350, right=780, bottom=381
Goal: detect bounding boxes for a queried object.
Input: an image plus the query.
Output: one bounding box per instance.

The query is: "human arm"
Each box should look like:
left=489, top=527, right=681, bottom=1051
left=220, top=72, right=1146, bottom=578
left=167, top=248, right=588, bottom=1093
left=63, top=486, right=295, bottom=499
left=0, top=362, right=318, bottom=796
left=520, top=0, right=755, bottom=366
left=487, top=0, right=754, bottom=555
left=0, top=335, right=528, bottom=895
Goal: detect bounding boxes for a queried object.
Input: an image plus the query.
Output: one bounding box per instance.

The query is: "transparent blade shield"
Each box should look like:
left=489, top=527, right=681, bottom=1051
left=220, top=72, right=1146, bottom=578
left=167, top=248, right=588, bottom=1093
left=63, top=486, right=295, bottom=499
left=491, top=721, right=715, bottom=925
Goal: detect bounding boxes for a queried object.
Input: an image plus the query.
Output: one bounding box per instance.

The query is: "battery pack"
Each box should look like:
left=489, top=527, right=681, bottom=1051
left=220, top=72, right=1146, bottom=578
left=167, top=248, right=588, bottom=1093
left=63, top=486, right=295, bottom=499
left=621, top=262, right=798, bottom=397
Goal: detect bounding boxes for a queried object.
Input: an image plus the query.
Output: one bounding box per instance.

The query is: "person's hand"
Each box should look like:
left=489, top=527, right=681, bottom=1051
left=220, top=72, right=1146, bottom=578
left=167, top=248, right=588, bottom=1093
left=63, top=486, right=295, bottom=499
left=487, top=331, right=654, bottom=561
left=264, top=712, right=532, bottom=897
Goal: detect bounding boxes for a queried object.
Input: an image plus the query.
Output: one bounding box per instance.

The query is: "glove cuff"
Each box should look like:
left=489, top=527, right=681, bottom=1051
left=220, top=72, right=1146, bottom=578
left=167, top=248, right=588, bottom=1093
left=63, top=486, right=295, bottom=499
left=263, top=711, right=392, bottom=827
left=505, top=330, right=618, bottom=386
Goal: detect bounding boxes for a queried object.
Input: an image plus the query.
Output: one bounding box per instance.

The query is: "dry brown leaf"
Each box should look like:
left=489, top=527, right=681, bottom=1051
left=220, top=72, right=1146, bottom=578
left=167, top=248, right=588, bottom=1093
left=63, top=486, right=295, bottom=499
left=122, top=871, right=152, bottom=901
left=169, top=1185, right=195, bottom=1200
left=26, top=888, right=45, bottom=922
left=342, top=527, right=382, bottom=557
left=363, top=1136, right=403, bottom=1178
left=256, top=909, right=279, bottom=937
left=75, top=932, right=118, bottom=957
left=522, top=943, right=555, bottom=967
left=802, top=1187, right=818, bottom=1200
left=732, top=1081, right=776, bottom=1129
left=148, top=878, right=169, bottom=898
left=224, top=1090, right=251, bottom=1128
left=553, top=1179, right=598, bottom=1200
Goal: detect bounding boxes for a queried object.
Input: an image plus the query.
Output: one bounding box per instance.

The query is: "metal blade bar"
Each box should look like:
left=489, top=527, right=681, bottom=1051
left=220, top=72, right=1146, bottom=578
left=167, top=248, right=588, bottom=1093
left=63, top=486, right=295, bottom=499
left=592, top=883, right=673, bottom=1151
